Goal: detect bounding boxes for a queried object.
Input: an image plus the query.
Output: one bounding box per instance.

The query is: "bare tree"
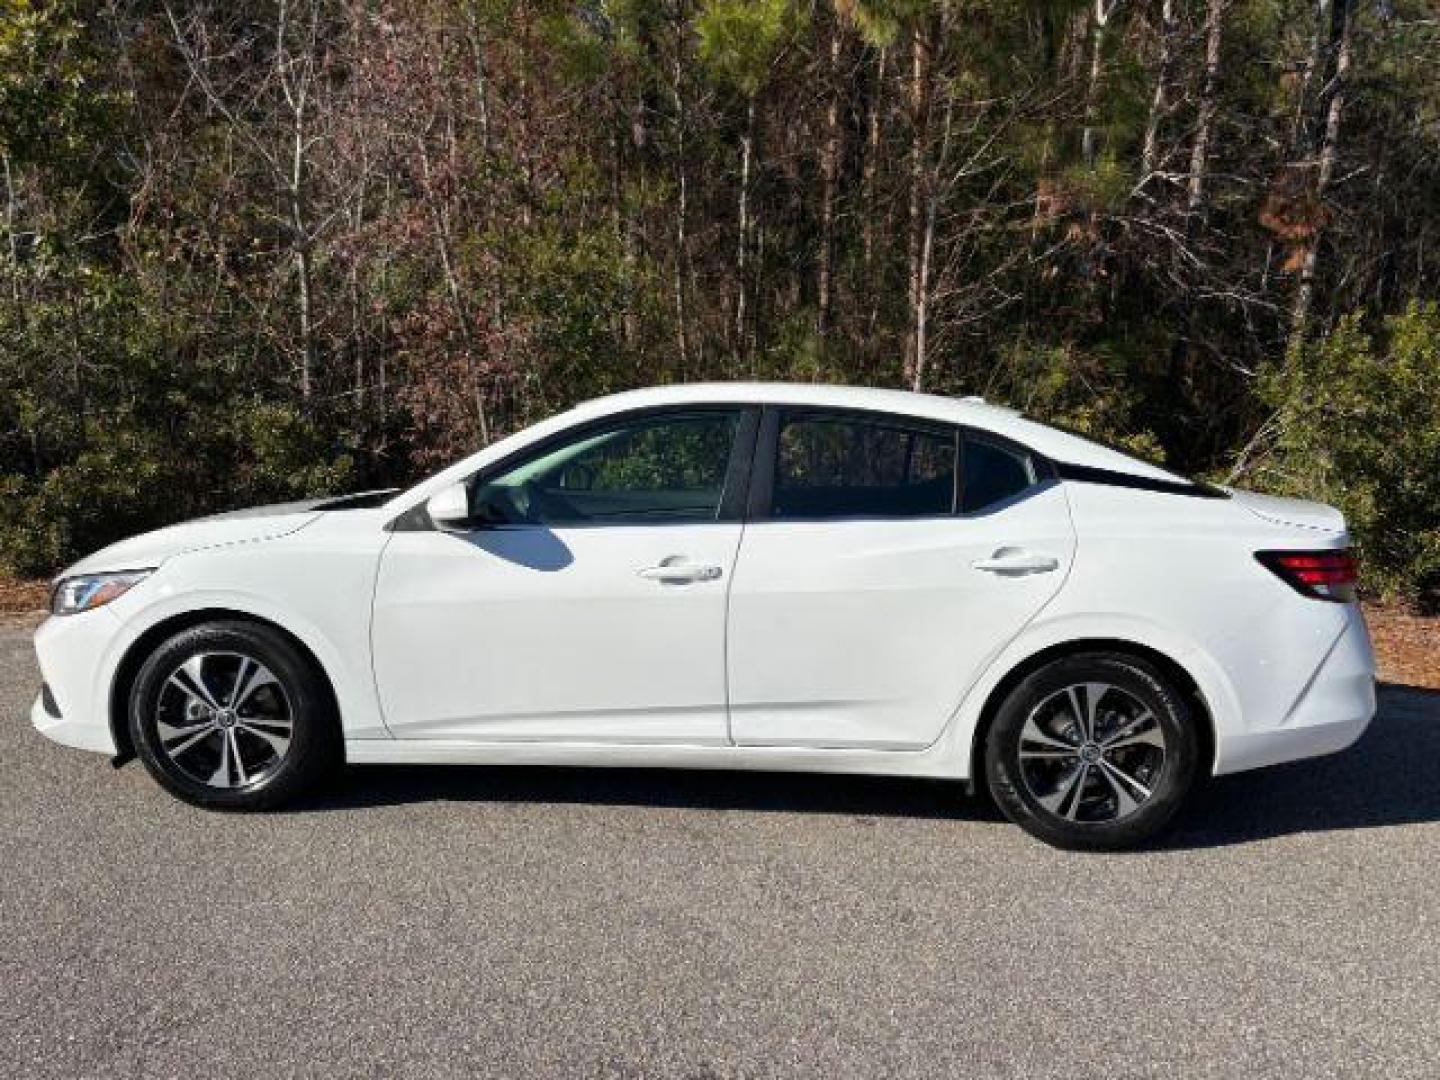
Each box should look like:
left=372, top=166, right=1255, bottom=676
left=671, top=49, right=693, bottom=375
left=1081, top=0, right=1124, bottom=170
left=165, top=0, right=330, bottom=400
left=816, top=15, right=845, bottom=339
left=1186, top=0, right=1227, bottom=217
left=903, top=11, right=937, bottom=388
left=1138, top=0, right=1176, bottom=186
left=1292, top=0, right=1357, bottom=332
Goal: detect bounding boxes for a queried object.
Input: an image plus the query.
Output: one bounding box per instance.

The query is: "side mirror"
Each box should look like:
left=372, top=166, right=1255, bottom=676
left=425, top=482, right=471, bottom=531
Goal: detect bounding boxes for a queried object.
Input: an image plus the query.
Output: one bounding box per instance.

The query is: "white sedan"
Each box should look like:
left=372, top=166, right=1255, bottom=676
left=32, top=383, right=1375, bottom=849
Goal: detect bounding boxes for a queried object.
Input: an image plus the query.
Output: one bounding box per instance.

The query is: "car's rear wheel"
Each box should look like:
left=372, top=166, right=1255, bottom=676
left=984, top=653, right=1200, bottom=850
left=128, top=620, right=339, bottom=810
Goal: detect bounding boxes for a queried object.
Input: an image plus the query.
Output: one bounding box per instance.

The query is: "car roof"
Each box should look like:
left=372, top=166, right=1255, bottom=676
left=568, top=382, right=1182, bottom=482
left=389, top=381, right=1184, bottom=512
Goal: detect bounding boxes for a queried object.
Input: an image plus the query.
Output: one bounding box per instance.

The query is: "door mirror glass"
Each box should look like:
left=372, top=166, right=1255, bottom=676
left=425, top=482, right=472, bottom=530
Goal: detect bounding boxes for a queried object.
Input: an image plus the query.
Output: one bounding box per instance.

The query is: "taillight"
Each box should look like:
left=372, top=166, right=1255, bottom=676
left=1255, top=549, right=1358, bottom=603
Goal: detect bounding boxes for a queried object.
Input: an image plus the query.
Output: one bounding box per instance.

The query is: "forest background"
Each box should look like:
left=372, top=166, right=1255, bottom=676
left=2, top=0, right=1437, bottom=607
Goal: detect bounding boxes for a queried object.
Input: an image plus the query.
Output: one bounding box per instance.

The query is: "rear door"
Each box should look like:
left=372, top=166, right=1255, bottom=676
left=725, top=409, right=1075, bottom=749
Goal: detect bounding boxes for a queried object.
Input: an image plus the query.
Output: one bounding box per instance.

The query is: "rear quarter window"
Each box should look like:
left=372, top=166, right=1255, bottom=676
left=962, top=436, right=1038, bottom=513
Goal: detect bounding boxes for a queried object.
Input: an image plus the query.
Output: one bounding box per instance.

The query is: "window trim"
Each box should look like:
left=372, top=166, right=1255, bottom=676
left=393, top=404, right=761, bottom=531
left=1049, top=460, right=1228, bottom=499
left=748, top=405, right=966, bottom=524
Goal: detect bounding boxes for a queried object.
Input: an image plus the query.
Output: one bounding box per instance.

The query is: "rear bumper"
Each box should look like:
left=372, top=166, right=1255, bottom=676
left=1212, top=710, right=1373, bottom=775
left=1214, top=606, right=1376, bottom=775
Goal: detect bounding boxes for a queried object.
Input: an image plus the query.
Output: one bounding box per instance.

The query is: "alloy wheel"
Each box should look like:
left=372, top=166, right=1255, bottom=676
left=154, top=652, right=294, bottom=789
left=1016, top=681, right=1168, bottom=824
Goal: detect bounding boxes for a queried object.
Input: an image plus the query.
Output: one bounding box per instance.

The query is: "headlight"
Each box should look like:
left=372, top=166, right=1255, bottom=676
left=50, top=570, right=153, bottom=616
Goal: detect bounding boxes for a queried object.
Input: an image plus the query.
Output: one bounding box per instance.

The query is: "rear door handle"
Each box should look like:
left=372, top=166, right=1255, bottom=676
left=637, top=559, right=723, bottom=584
left=971, top=549, right=1060, bottom=575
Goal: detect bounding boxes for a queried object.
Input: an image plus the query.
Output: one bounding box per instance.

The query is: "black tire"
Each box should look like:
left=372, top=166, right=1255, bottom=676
left=984, top=653, right=1200, bottom=851
left=128, top=620, right=340, bottom=810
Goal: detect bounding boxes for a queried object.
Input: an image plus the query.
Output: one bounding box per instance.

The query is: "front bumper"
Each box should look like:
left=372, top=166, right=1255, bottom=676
left=30, top=610, right=123, bottom=756
left=31, top=690, right=117, bottom=754
left=1214, top=606, right=1376, bottom=775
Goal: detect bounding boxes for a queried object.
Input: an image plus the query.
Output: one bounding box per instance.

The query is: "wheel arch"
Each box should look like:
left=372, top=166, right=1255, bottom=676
left=108, top=608, right=341, bottom=760
left=967, top=638, right=1216, bottom=787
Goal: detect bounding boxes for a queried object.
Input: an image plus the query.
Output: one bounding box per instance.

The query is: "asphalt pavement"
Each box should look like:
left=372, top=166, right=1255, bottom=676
left=3, top=614, right=1438, bottom=1079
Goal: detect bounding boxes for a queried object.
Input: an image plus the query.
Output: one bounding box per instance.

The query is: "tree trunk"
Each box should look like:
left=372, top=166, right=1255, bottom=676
left=1169, top=0, right=1224, bottom=387
left=816, top=21, right=843, bottom=339
left=734, top=94, right=756, bottom=364
left=1186, top=0, right=1225, bottom=216
left=1139, top=0, right=1176, bottom=185
left=462, top=4, right=493, bottom=157
left=3, top=152, right=20, bottom=304
left=1081, top=0, right=1117, bottom=171
left=672, top=53, right=691, bottom=375
left=862, top=46, right=888, bottom=360
left=289, top=108, right=314, bottom=402
left=348, top=191, right=366, bottom=405
left=611, top=123, right=638, bottom=352
left=1292, top=0, right=1333, bottom=148
left=417, top=135, right=490, bottom=446
left=911, top=85, right=956, bottom=394
left=276, top=0, right=315, bottom=402
left=862, top=48, right=886, bottom=275
left=903, top=20, right=934, bottom=389
left=1292, top=0, right=1354, bottom=333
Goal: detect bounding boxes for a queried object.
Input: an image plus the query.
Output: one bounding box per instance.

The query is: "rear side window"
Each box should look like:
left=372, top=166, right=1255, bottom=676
left=772, top=414, right=957, bottom=519
left=962, top=436, right=1037, bottom=513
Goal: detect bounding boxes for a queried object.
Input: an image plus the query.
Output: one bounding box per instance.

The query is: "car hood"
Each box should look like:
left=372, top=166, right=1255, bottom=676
left=1226, top=488, right=1347, bottom=534
left=58, top=498, right=337, bottom=579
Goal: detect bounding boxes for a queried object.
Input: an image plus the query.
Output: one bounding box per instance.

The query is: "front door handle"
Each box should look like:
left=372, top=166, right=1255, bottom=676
left=971, top=549, right=1060, bottom=575
left=637, top=558, right=723, bottom=584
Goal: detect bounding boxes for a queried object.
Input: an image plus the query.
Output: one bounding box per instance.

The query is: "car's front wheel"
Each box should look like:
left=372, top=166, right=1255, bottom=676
left=128, top=620, right=339, bottom=810
left=984, top=653, right=1200, bottom=850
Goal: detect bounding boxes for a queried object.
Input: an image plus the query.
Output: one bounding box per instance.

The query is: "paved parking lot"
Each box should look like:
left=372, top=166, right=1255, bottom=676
left=3, top=614, right=1438, bottom=1078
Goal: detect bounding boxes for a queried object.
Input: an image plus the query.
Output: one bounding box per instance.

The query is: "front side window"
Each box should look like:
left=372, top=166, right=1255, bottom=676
left=961, top=435, right=1038, bottom=513
left=471, top=411, right=742, bottom=526
left=771, top=413, right=958, bottom=519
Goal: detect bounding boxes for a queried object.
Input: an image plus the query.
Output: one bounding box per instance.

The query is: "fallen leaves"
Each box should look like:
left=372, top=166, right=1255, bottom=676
left=1365, top=603, right=1440, bottom=691
left=0, top=577, right=49, bottom=615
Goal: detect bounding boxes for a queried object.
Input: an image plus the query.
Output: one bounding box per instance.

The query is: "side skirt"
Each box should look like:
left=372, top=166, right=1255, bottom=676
left=343, top=738, right=962, bottom=779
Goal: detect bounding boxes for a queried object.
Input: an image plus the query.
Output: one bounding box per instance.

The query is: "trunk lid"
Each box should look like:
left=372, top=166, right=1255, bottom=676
left=1226, top=488, right=1346, bottom=534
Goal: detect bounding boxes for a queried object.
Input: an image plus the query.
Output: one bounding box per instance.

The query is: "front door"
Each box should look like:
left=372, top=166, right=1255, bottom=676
left=726, top=410, right=1075, bottom=749
left=372, top=407, right=754, bottom=744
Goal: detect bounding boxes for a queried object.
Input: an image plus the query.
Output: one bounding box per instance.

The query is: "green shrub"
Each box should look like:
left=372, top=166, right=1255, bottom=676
left=0, top=405, right=357, bottom=578
left=0, top=430, right=182, bottom=577
left=226, top=401, right=358, bottom=509
left=984, top=340, right=1167, bottom=463
left=1255, top=302, right=1440, bottom=610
